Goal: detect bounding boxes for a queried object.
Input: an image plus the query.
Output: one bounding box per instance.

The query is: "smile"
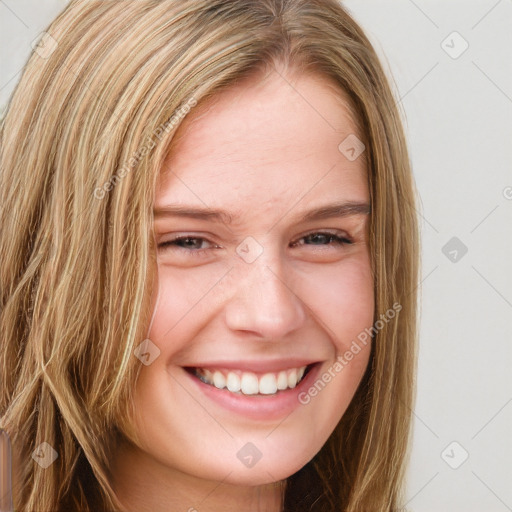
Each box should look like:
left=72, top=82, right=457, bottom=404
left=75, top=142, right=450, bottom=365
left=183, top=360, right=322, bottom=420
left=191, top=366, right=309, bottom=396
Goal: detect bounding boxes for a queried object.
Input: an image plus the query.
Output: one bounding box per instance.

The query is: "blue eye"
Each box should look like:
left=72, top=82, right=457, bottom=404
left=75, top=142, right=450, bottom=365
left=159, top=236, right=215, bottom=257
left=158, top=231, right=353, bottom=258
left=292, top=232, right=353, bottom=247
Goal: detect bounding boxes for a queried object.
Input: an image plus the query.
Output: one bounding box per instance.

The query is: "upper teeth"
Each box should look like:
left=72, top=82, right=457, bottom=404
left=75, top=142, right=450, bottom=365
left=195, top=366, right=307, bottom=395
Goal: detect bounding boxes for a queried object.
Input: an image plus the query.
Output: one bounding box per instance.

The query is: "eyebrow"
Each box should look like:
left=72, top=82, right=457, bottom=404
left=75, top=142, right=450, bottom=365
left=154, top=201, right=370, bottom=224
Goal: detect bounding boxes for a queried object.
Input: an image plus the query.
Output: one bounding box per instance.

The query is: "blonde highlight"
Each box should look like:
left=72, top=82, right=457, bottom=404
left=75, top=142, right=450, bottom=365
left=0, top=1, right=419, bottom=510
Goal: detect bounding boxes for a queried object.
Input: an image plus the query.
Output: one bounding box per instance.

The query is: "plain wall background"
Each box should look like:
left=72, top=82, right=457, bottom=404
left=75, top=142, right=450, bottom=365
left=1, top=1, right=511, bottom=511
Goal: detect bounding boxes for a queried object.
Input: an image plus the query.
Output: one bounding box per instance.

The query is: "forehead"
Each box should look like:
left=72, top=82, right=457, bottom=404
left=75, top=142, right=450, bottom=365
left=156, top=70, right=368, bottom=218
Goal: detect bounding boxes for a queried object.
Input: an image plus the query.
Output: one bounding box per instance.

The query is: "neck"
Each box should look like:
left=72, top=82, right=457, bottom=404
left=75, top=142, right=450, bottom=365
left=110, top=439, right=285, bottom=512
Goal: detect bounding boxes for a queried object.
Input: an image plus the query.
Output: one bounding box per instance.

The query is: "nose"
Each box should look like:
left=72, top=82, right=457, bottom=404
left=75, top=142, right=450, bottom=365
left=223, top=251, right=307, bottom=340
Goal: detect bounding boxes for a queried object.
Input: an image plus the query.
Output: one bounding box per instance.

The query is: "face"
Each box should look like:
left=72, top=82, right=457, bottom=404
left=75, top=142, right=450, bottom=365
left=130, top=69, right=373, bottom=487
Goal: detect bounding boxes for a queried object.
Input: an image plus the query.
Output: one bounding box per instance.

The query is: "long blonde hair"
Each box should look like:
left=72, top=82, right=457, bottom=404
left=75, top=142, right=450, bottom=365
left=0, top=1, right=419, bottom=510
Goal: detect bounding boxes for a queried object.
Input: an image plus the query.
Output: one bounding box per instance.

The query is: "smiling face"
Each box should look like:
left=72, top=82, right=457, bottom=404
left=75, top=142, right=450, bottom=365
left=122, top=67, right=374, bottom=494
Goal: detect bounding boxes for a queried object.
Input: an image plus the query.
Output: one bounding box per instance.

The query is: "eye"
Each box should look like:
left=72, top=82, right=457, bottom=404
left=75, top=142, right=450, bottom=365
left=158, top=236, right=217, bottom=257
left=291, top=231, right=353, bottom=248
left=157, top=230, right=353, bottom=259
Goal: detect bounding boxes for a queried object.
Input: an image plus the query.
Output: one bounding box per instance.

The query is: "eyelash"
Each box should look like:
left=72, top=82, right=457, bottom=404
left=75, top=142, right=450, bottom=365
left=158, top=231, right=353, bottom=258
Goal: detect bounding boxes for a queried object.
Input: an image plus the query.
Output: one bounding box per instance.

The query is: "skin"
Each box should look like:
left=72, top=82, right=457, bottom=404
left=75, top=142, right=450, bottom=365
left=111, top=65, right=374, bottom=512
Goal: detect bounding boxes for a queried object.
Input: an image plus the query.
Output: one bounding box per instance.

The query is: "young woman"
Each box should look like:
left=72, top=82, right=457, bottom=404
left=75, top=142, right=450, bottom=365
left=0, top=1, right=419, bottom=510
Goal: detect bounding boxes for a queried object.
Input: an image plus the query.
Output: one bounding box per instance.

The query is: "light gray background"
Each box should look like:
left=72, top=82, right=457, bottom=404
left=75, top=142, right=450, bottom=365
left=1, top=1, right=511, bottom=511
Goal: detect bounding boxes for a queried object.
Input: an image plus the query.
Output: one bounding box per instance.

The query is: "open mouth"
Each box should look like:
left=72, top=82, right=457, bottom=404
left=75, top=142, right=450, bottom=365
left=185, top=364, right=314, bottom=397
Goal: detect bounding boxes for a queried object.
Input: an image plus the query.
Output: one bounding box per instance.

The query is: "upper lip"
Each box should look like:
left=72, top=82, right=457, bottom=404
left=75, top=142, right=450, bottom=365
left=184, top=358, right=320, bottom=374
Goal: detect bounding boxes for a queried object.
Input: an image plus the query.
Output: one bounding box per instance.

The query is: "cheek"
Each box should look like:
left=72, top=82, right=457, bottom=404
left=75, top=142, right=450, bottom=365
left=147, top=264, right=227, bottom=348
left=293, top=258, right=374, bottom=437
left=297, top=255, right=375, bottom=346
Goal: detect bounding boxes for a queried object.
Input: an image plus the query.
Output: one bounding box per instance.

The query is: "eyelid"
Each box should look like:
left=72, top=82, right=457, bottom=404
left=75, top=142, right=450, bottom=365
left=292, top=228, right=352, bottom=241
left=158, top=234, right=219, bottom=255
left=290, top=230, right=353, bottom=248
left=158, top=229, right=355, bottom=255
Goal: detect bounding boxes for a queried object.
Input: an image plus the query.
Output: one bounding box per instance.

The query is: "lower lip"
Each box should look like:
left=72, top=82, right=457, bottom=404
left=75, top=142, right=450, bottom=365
left=183, top=363, right=322, bottom=421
